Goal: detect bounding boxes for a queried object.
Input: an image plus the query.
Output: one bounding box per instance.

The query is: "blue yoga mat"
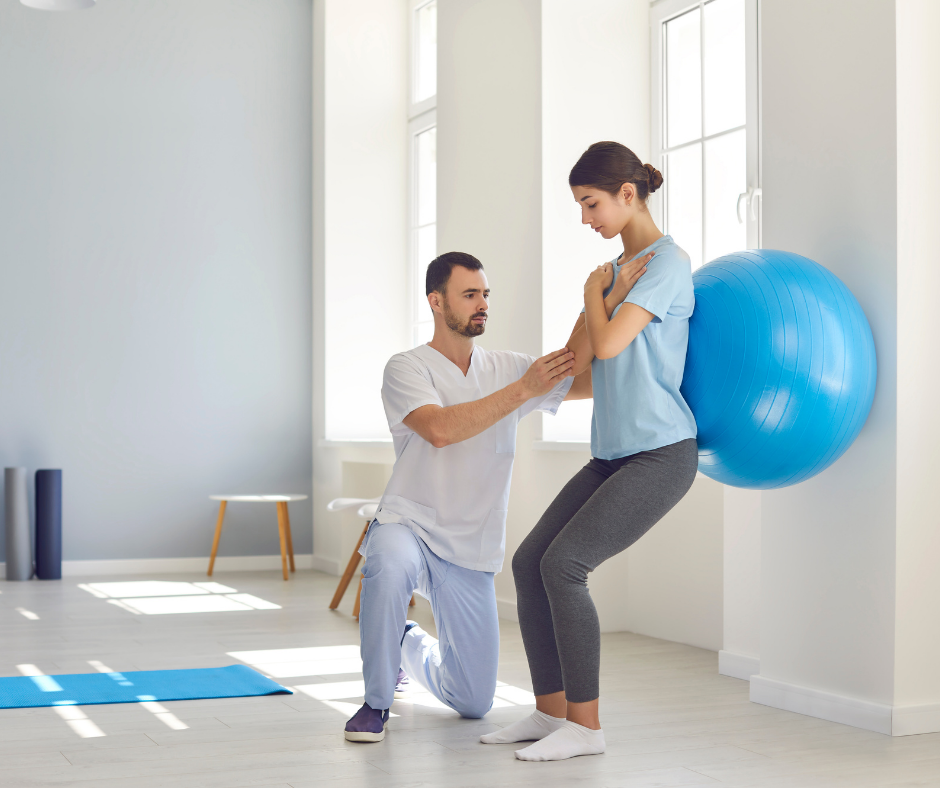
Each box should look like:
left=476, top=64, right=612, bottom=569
left=0, top=665, right=291, bottom=709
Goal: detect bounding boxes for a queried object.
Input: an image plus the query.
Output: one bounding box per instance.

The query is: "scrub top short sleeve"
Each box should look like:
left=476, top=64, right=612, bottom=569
left=382, top=354, right=444, bottom=433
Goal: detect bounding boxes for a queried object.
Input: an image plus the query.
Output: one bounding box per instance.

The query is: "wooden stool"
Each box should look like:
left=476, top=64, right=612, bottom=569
left=208, top=494, right=308, bottom=580
left=326, top=497, right=415, bottom=620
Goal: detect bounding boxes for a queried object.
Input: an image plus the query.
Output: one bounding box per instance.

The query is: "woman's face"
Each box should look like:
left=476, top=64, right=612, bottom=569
left=571, top=184, right=636, bottom=240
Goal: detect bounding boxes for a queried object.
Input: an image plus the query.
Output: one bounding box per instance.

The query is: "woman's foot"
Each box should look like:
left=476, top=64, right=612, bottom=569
left=344, top=703, right=389, bottom=742
left=480, top=710, right=566, bottom=744
left=514, top=721, right=605, bottom=761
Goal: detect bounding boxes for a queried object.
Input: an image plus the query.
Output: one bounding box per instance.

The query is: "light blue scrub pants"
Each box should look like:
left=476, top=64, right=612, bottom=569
left=358, top=521, right=499, bottom=717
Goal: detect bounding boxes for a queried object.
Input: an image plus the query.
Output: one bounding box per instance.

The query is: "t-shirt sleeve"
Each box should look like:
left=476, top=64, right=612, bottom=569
left=514, top=353, right=575, bottom=419
left=381, top=354, right=443, bottom=433
left=622, top=254, right=688, bottom=323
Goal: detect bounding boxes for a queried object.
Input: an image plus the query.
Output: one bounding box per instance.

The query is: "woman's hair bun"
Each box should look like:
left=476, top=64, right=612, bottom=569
left=644, top=163, right=664, bottom=194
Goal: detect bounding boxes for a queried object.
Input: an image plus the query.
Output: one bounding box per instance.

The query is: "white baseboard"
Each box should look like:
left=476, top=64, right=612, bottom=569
left=892, top=702, right=940, bottom=736
left=310, top=554, right=342, bottom=576
left=0, top=555, right=314, bottom=578
left=496, top=596, right=518, bottom=622
left=719, top=650, right=760, bottom=681
left=751, top=674, right=893, bottom=735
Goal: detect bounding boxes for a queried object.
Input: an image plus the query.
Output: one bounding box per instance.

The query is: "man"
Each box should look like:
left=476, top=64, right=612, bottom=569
left=344, top=251, right=593, bottom=742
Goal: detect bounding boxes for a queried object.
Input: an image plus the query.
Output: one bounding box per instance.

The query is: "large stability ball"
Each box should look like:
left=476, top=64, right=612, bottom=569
left=680, top=249, right=876, bottom=490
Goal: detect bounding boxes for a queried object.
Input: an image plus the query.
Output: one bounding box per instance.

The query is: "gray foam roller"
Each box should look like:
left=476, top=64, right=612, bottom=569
left=4, top=468, right=33, bottom=581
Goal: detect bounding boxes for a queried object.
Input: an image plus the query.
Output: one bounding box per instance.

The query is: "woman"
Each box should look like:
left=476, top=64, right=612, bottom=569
left=481, top=141, right=699, bottom=761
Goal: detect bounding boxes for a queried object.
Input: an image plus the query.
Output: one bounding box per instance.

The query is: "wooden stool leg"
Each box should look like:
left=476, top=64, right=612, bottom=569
left=282, top=503, right=295, bottom=573
left=352, top=576, right=363, bottom=619
left=329, top=521, right=370, bottom=609
left=275, top=502, right=289, bottom=581
left=208, top=501, right=227, bottom=576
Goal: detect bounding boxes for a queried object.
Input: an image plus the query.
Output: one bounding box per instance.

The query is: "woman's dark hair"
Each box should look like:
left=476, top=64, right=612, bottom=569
left=426, top=251, right=484, bottom=295
left=568, top=141, right=663, bottom=202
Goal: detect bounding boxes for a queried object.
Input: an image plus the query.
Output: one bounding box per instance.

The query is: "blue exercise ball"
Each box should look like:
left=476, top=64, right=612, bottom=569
left=680, top=249, right=876, bottom=490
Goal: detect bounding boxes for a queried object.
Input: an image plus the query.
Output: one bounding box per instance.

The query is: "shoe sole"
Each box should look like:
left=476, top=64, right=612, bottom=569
left=344, top=722, right=387, bottom=743
left=393, top=688, right=410, bottom=699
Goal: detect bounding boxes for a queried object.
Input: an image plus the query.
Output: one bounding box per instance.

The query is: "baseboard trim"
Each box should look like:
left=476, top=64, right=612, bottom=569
left=310, top=554, right=342, bottom=576
left=0, top=555, right=314, bottom=578
left=750, top=674, right=893, bottom=735
left=719, top=650, right=760, bottom=681
left=496, top=596, right=518, bottom=622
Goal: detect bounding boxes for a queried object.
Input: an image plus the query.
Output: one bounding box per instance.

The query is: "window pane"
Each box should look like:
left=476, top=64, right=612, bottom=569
left=703, top=0, right=745, bottom=136
left=414, top=1, right=437, bottom=103
left=415, top=223, right=436, bottom=321
left=666, top=8, right=702, bottom=148
left=416, top=320, right=434, bottom=346
left=665, top=143, right=703, bottom=270
left=704, top=128, right=746, bottom=262
left=416, top=126, right=436, bottom=227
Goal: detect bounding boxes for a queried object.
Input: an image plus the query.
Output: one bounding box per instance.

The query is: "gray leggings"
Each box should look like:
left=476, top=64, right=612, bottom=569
left=512, top=438, right=698, bottom=703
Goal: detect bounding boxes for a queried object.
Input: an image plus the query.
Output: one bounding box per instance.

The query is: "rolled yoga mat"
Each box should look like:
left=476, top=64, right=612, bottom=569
left=4, top=467, right=33, bottom=581
left=0, top=665, right=292, bottom=709
left=36, top=469, right=62, bottom=580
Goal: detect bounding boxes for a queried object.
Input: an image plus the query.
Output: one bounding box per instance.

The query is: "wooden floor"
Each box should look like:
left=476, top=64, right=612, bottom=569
left=1, top=569, right=938, bottom=788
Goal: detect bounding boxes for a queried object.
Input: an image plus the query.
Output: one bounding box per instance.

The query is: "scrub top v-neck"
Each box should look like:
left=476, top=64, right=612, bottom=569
left=372, top=343, right=572, bottom=573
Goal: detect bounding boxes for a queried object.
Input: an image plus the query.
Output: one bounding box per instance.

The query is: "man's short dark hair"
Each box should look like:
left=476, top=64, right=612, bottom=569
left=426, top=252, right=484, bottom=296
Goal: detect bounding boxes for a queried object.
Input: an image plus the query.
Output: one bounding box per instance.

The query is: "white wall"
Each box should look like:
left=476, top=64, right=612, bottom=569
left=720, top=487, right=761, bottom=678
left=894, top=0, right=940, bottom=713
left=541, top=0, right=650, bottom=441
left=0, top=0, right=313, bottom=561
left=760, top=0, right=898, bottom=708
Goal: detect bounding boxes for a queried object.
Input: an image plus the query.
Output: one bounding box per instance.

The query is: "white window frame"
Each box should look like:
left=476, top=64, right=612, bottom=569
left=650, top=0, right=761, bottom=258
left=409, top=0, right=437, bottom=346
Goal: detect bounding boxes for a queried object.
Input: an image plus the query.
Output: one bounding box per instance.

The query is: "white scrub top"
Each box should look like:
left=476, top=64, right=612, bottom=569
left=373, top=343, right=572, bottom=573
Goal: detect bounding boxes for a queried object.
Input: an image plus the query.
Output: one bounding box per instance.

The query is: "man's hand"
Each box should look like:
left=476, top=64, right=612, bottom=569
left=517, top=348, right=575, bottom=399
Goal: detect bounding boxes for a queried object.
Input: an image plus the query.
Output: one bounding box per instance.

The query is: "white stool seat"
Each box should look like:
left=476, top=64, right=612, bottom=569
left=210, top=494, right=308, bottom=502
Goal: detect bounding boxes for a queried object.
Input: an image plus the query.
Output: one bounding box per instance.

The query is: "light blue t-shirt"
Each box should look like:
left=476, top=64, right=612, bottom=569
left=587, top=234, right=697, bottom=460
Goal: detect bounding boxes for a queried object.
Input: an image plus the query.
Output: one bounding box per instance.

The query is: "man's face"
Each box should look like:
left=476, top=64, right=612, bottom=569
left=437, top=266, right=490, bottom=337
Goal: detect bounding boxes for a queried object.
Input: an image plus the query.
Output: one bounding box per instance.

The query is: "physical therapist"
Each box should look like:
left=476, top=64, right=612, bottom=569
left=344, top=251, right=591, bottom=742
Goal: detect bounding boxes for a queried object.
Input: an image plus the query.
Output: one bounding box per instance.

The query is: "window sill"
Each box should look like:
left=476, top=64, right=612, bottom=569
left=318, top=439, right=393, bottom=450
left=532, top=440, right=591, bottom=452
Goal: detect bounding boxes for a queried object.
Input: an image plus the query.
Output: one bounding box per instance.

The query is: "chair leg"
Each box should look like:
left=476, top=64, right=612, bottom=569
left=275, top=502, right=289, bottom=581
left=329, top=521, right=370, bottom=610
left=283, top=503, right=296, bottom=573
left=352, top=576, right=363, bottom=620
left=208, top=501, right=227, bottom=577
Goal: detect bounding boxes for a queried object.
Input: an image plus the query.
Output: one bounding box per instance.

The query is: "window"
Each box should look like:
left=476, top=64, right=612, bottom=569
left=410, top=0, right=437, bottom=346
left=652, top=0, right=760, bottom=270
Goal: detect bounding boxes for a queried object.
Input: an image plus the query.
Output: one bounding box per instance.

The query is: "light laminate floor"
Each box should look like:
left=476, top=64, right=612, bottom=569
left=1, top=569, right=938, bottom=788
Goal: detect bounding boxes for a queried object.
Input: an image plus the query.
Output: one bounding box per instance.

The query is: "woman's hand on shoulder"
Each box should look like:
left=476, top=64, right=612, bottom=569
left=611, top=251, right=653, bottom=303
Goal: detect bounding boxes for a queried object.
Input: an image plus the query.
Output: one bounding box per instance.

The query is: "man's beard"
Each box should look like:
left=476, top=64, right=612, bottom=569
left=443, top=303, right=486, bottom=337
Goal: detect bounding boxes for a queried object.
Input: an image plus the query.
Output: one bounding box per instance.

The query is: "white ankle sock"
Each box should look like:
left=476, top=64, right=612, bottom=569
left=479, top=710, right=566, bottom=744
left=513, top=721, right=605, bottom=761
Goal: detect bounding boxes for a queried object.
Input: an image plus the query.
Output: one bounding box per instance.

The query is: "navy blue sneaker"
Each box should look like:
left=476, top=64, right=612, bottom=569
left=344, top=702, right=389, bottom=742
left=394, top=668, right=411, bottom=699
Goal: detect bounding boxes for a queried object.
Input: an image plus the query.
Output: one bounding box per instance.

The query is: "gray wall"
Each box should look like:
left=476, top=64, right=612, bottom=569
left=0, top=0, right=313, bottom=561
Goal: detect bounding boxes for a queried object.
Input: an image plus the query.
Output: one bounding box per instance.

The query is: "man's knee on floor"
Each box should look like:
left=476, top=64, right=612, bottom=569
left=450, top=687, right=494, bottom=719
